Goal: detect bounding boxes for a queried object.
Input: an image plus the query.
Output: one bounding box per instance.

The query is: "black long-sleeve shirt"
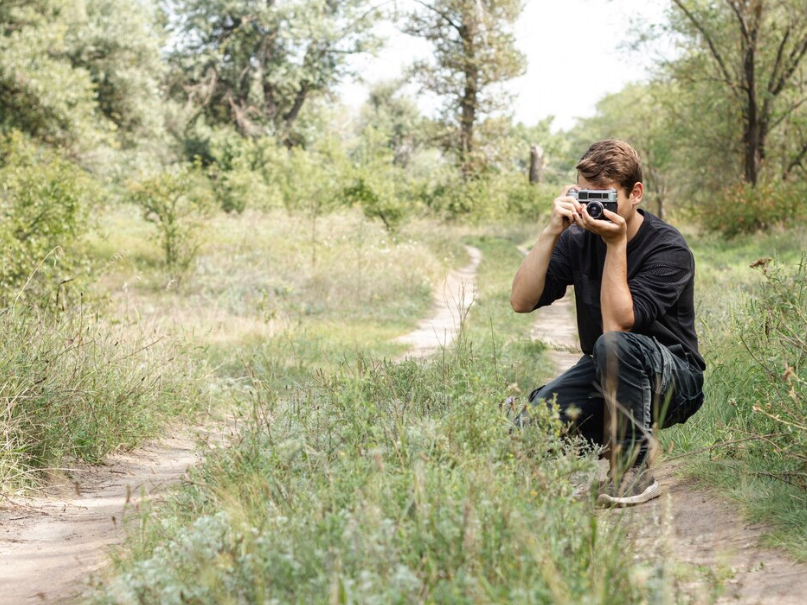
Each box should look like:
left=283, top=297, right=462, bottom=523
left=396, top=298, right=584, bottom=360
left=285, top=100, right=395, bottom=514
left=536, top=209, right=705, bottom=370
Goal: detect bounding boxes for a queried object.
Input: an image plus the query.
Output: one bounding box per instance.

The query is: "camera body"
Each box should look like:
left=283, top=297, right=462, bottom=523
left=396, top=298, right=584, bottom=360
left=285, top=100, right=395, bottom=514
left=568, top=188, right=618, bottom=221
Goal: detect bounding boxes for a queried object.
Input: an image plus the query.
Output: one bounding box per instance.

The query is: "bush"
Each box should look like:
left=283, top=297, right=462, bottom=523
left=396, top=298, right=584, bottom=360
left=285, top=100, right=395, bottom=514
left=128, top=165, right=213, bottom=273
left=206, top=131, right=285, bottom=213
left=419, top=172, right=553, bottom=223
left=0, top=132, right=97, bottom=303
left=342, top=173, right=407, bottom=232
left=699, top=178, right=807, bottom=237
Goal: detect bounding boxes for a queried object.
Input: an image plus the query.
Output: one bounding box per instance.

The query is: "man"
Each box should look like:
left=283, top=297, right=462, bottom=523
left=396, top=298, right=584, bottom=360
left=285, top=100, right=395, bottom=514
left=510, top=139, right=705, bottom=506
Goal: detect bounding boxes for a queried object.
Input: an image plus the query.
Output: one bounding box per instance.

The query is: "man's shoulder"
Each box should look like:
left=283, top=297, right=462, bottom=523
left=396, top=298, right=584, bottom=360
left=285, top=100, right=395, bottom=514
left=641, top=211, right=692, bottom=249
left=636, top=211, right=695, bottom=267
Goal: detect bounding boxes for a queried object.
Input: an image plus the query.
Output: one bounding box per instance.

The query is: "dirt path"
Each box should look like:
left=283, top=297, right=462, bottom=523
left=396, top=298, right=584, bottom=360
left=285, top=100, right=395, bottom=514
left=396, top=245, right=482, bottom=359
left=0, top=427, right=216, bottom=604
left=528, top=276, right=807, bottom=603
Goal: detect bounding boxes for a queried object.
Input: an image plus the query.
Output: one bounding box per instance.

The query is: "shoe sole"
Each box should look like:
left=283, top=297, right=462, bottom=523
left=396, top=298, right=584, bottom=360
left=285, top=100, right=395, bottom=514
left=596, top=480, right=661, bottom=507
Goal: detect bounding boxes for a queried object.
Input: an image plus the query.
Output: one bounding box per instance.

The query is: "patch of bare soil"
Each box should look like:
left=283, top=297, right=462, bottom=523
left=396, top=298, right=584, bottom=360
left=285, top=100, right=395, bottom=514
left=0, top=427, right=217, bottom=604
left=528, top=274, right=807, bottom=603
left=396, top=245, right=482, bottom=359
left=631, top=465, right=807, bottom=604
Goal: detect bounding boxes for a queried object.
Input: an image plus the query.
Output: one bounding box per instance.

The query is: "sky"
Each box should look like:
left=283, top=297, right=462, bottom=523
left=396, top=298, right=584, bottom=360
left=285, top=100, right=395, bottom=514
left=337, top=0, right=670, bottom=131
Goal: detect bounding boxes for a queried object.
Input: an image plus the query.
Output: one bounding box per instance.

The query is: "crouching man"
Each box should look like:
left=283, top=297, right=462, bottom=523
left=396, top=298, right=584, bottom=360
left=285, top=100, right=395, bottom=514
left=510, top=139, right=705, bottom=506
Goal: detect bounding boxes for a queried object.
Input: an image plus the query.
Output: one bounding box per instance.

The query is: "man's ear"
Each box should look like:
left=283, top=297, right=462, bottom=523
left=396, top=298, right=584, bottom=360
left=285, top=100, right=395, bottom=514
left=631, top=182, right=644, bottom=206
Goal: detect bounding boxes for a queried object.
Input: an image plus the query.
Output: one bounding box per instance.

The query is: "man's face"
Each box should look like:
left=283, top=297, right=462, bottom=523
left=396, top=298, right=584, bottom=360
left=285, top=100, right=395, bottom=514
left=576, top=176, right=639, bottom=221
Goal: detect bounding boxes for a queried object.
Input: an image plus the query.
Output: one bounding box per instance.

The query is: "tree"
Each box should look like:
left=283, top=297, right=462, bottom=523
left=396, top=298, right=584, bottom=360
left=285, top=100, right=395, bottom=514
left=404, top=0, right=526, bottom=176
left=0, top=0, right=166, bottom=152
left=0, top=0, right=97, bottom=149
left=357, top=79, right=427, bottom=168
left=667, top=0, right=807, bottom=185
left=165, top=0, right=380, bottom=143
left=65, top=0, right=167, bottom=145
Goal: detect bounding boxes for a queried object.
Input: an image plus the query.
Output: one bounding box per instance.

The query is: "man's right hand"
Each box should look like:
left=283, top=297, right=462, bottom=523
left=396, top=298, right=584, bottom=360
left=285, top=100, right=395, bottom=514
left=546, top=184, right=583, bottom=236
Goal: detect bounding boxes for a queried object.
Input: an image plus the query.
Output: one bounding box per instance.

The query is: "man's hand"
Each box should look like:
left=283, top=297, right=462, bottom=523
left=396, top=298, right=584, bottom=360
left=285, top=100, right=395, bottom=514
left=546, top=185, right=583, bottom=236
left=578, top=207, right=627, bottom=246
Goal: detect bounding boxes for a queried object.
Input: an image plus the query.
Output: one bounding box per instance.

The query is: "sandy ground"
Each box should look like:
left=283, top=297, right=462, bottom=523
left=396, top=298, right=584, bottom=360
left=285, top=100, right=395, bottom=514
left=396, top=245, right=482, bottom=359
left=528, top=282, right=807, bottom=603
left=0, top=426, right=223, bottom=604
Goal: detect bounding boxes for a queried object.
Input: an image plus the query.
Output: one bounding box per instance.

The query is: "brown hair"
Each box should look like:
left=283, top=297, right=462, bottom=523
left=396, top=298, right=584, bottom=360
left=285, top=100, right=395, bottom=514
left=576, top=139, right=643, bottom=194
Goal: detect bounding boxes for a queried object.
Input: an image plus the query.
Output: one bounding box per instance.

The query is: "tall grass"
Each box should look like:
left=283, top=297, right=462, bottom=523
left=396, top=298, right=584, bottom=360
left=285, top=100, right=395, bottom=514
left=93, top=337, right=680, bottom=604
left=662, top=228, right=807, bottom=558
left=0, top=303, right=205, bottom=494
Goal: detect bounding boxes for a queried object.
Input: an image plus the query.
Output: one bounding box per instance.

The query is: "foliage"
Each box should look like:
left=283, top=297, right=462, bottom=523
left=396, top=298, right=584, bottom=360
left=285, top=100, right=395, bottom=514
left=64, top=0, right=167, bottom=145
left=0, top=0, right=98, bottom=148
left=501, top=117, right=573, bottom=185
left=128, top=166, right=214, bottom=272
left=205, top=129, right=286, bottom=213
left=0, top=304, right=204, bottom=493
left=699, top=177, right=807, bottom=237
left=729, top=258, right=807, bottom=484
left=404, top=0, right=526, bottom=175
left=418, top=171, right=553, bottom=223
left=661, top=0, right=807, bottom=186
left=0, top=132, right=97, bottom=303
left=165, top=0, right=381, bottom=142
left=358, top=79, right=429, bottom=169
left=0, top=0, right=165, bottom=151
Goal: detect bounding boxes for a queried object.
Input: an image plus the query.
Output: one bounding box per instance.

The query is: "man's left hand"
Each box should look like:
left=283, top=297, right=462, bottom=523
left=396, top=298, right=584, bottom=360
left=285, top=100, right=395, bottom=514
left=579, top=207, right=627, bottom=245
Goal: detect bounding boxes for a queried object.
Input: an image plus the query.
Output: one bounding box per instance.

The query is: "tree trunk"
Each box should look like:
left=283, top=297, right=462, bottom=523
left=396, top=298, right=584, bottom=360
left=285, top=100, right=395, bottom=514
left=459, top=20, right=477, bottom=178
left=742, top=66, right=761, bottom=185
left=529, top=144, right=543, bottom=184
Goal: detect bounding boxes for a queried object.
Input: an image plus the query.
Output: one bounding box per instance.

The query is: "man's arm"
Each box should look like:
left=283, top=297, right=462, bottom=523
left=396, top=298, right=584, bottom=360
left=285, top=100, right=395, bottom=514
left=600, top=239, right=635, bottom=332
left=510, top=185, right=580, bottom=313
left=578, top=206, right=634, bottom=332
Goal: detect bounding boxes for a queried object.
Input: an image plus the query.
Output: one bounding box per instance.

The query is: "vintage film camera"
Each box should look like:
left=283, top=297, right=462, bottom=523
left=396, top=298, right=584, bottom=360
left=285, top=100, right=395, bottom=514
left=568, top=188, right=618, bottom=221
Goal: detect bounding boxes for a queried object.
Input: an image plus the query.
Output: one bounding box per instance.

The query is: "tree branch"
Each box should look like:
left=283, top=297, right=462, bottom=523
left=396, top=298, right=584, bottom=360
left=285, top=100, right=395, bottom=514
left=770, top=28, right=807, bottom=97
left=672, top=0, right=737, bottom=90
left=724, top=0, right=750, bottom=42
left=410, top=0, right=463, bottom=35
left=767, top=25, right=791, bottom=95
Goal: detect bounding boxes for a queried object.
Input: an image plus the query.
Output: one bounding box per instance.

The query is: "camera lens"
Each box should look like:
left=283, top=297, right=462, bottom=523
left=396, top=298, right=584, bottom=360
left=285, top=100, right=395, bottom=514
left=586, top=200, right=604, bottom=219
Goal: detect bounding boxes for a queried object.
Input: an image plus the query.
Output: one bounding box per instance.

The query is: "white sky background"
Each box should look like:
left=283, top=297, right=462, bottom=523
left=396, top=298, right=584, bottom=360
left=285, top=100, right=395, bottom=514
left=337, top=0, right=671, bottom=131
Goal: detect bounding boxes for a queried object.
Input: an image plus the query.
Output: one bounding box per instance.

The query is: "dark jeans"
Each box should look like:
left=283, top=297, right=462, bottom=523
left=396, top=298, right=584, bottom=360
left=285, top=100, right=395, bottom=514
left=529, top=332, right=704, bottom=466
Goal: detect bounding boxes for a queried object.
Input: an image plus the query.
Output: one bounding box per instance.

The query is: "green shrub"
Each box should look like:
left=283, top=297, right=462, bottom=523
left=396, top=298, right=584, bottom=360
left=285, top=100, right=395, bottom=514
left=0, top=132, right=97, bottom=303
left=128, top=165, right=213, bottom=273
left=419, top=172, right=552, bottom=223
left=342, top=174, right=407, bottom=232
left=206, top=131, right=285, bottom=213
left=699, top=178, right=807, bottom=237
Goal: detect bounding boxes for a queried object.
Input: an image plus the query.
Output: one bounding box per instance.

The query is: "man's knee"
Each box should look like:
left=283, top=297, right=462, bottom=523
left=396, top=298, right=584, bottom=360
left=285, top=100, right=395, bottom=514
left=593, top=331, right=643, bottom=372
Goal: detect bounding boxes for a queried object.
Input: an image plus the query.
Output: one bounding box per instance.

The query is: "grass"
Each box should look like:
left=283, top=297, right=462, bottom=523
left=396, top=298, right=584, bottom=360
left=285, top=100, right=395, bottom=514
left=86, top=224, right=712, bottom=604
left=14, top=198, right=807, bottom=598
left=0, top=303, right=205, bottom=494
left=89, top=207, right=463, bottom=381
left=660, top=225, right=807, bottom=559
